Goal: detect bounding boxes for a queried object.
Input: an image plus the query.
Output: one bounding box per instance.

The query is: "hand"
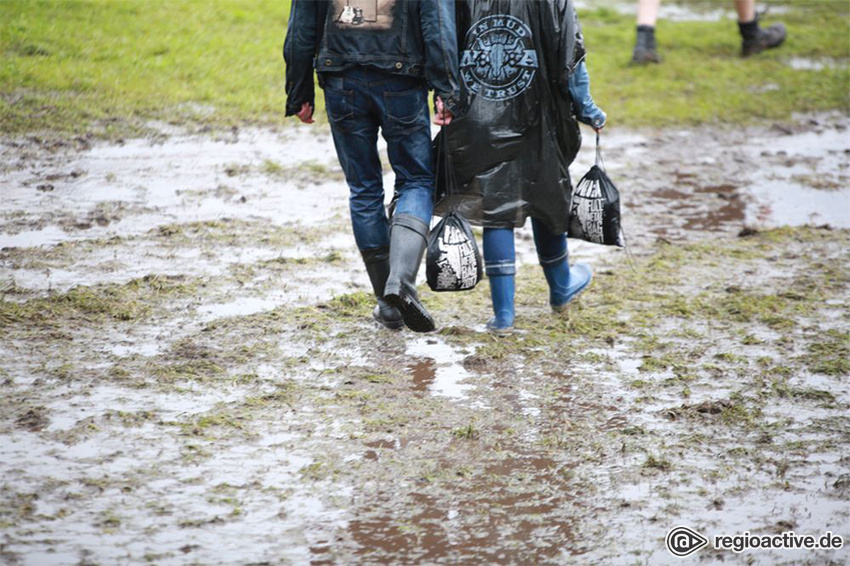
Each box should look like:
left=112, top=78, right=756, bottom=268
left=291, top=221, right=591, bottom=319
left=297, top=102, right=314, bottom=124
left=433, top=97, right=453, bottom=126
left=592, top=113, right=606, bottom=133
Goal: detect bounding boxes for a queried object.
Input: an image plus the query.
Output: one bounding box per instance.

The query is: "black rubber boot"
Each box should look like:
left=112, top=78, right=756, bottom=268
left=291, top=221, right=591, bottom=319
left=740, top=19, right=787, bottom=57
left=383, top=214, right=435, bottom=333
left=361, top=247, right=404, bottom=330
left=632, top=25, right=661, bottom=64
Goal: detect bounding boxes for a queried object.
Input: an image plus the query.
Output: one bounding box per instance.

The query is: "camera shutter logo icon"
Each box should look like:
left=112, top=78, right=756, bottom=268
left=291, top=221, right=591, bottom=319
left=666, top=526, right=709, bottom=557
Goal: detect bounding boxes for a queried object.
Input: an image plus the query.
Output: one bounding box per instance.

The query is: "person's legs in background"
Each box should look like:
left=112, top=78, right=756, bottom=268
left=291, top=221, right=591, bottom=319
left=734, top=0, right=787, bottom=57
left=482, top=228, right=516, bottom=335
left=531, top=218, right=592, bottom=312
left=633, top=0, right=786, bottom=63
left=324, top=68, right=403, bottom=330
left=632, top=0, right=662, bottom=64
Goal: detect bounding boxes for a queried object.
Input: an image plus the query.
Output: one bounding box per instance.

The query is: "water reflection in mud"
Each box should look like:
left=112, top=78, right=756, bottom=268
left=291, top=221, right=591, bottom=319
left=404, top=337, right=477, bottom=403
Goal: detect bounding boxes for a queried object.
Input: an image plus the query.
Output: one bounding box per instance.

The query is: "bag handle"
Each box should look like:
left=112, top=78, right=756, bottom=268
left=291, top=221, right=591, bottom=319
left=597, top=131, right=636, bottom=271
left=436, top=128, right=460, bottom=208
left=595, top=130, right=606, bottom=171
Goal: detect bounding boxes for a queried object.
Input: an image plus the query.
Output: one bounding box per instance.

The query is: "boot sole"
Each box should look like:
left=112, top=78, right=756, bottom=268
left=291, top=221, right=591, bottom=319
left=384, top=293, right=435, bottom=333
left=742, top=32, right=787, bottom=57
left=373, top=311, right=404, bottom=330
left=486, top=325, right=514, bottom=337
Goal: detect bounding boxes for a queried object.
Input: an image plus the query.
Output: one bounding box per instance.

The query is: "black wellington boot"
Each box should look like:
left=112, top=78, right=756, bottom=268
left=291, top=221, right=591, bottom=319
left=360, top=247, right=404, bottom=330
left=383, top=214, right=435, bottom=333
left=632, top=25, right=661, bottom=64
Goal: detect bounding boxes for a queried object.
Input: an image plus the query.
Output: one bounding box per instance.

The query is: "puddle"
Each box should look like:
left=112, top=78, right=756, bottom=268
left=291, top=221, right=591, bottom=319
left=785, top=57, right=847, bottom=71
left=198, top=297, right=280, bottom=321
left=742, top=128, right=850, bottom=229
left=404, top=337, right=477, bottom=402
left=0, top=127, right=350, bottom=251
left=407, top=358, right=437, bottom=392
left=606, top=116, right=850, bottom=241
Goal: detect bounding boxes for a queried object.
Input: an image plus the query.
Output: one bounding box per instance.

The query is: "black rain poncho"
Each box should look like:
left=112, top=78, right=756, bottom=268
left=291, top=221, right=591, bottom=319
left=435, top=0, right=586, bottom=234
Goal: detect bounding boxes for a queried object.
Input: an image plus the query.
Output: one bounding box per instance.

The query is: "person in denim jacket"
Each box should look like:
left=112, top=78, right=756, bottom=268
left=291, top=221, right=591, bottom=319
left=284, top=0, right=461, bottom=333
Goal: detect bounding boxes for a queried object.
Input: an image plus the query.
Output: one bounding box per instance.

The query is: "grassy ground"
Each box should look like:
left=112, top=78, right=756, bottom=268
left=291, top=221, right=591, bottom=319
left=1, top=0, right=292, bottom=136
left=2, top=214, right=847, bottom=560
left=1, top=0, right=848, bottom=136
left=582, top=1, right=850, bottom=125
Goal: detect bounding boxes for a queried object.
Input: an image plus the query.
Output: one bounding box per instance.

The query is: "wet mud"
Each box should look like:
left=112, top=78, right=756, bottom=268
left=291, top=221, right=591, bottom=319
left=1, top=114, right=848, bottom=564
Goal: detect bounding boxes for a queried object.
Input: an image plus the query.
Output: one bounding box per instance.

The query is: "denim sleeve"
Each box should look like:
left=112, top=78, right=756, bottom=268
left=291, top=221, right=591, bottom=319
left=283, top=0, right=321, bottom=117
left=419, top=0, right=461, bottom=114
left=567, top=61, right=606, bottom=129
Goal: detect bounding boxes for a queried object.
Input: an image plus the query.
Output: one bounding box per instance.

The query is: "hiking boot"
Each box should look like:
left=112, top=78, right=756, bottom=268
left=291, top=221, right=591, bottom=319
left=632, top=25, right=661, bottom=64
left=740, top=20, right=787, bottom=57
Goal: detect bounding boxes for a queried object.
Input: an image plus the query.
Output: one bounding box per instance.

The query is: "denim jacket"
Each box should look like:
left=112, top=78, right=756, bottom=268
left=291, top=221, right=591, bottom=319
left=284, top=0, right=461, bottom=116
left=568, top=61, right=606, bottom=129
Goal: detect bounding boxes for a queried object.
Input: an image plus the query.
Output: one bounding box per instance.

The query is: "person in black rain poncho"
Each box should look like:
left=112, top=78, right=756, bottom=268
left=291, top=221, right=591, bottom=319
left=436, top=0, right=607, bottom=335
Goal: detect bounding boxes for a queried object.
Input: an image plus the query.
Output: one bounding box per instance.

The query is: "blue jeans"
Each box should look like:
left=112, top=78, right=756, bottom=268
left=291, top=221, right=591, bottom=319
left=323, top=67, right=435, bottom=251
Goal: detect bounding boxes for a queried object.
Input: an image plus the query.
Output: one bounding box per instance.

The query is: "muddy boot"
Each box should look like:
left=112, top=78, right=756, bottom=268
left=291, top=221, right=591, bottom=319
left=383, top=214, right=435, bottom=332
left=361, top=247, right=404, bottom=330
left=544, top=261, right=593, bottom=313
left=632, top=25, right=661, bottom=64
left=740, top=19, right=787, bottom=57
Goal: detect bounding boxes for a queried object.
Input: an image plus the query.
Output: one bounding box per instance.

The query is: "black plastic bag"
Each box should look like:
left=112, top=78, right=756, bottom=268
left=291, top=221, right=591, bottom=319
left=568, top=133, right=624, bottom=247
left=426, top=131, right=483, bottom=292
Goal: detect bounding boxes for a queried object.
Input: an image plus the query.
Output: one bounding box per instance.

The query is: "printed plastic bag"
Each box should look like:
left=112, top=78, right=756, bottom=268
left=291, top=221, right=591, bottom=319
left=426, top=211, right=483, bottom=292
left=426, top=131, right=483, bottom=292
left=568, top=133, right=624, bottom=247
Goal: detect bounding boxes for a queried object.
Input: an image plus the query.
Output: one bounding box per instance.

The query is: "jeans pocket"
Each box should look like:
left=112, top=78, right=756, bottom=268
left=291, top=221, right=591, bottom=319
left=383, top=87, right=427, bottom=136
left=324, top=86, right=354, bottom=132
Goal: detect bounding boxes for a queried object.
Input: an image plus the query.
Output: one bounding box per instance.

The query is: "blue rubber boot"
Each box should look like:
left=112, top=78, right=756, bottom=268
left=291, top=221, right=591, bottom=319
left=532, top=218, right=592, bottom=312
left=483, top=228, right=516, bottom=335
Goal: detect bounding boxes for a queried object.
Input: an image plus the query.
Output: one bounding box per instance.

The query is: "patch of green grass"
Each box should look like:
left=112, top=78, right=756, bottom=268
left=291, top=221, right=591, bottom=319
left=150, top=359, right=226, bottom=383
left=1, top=0, right=297, bottom=135
left=261, top=159, right=344, bottom=186
left=0, top=274, right=194, bottom=329
left=452, top=423, right=480, bottom=440
left=351, top=368, right=397, bottom=384
left=153, top=218, right=321, bottom=248
left=638, top=353, right=687, bottom=374
left=643, top=454, right=672, bottom=472
left=580, top=1, right=850, bottom=126
left=2, top=1, right=847, bottom=136
left=800, top=329, right=850, bottom=376
left=319, top=291, right=374, bottom=319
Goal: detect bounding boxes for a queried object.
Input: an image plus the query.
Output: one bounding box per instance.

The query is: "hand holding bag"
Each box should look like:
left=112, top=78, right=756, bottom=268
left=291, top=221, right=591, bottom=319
left=426, top=132, right=484, bottom=292
left=568, top=132, right=625, bottom=247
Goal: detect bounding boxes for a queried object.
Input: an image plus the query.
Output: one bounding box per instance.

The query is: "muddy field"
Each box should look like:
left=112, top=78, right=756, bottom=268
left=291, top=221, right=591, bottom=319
left=1, top=114, right=848, bottom=565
